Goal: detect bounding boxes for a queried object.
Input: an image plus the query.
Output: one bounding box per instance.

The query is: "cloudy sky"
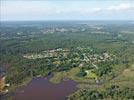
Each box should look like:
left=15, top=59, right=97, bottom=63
left=1, top=0, right=134, bottom=21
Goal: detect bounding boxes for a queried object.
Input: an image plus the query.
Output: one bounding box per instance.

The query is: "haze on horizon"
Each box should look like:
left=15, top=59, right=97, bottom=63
left=1, top=0, right=134, bottom=21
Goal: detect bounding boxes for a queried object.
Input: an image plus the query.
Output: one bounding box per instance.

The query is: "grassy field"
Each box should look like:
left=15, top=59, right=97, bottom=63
left=109, top=64, right=134, bottom=88
left=50, top=63, right=134, bottom=91
left=49, top=67, right=96, bottom=84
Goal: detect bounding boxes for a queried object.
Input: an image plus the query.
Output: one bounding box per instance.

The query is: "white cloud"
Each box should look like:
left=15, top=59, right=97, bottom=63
left=1, top=1, right=134, bottom=20
left=108, top=3, right=134, bottom=11
left=1, top=1, right=102, bottom=17
left=57, top=7, right=101, bottom=15
left=93, top=8, right=102, bottom=12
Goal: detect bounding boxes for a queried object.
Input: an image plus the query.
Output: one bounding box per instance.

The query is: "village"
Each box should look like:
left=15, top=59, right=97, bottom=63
left=23, top=47, right=116, bottom=82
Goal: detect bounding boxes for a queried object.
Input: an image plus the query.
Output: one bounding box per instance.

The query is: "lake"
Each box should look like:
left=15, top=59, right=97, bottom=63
left=14, top=76, right=77, bottom=100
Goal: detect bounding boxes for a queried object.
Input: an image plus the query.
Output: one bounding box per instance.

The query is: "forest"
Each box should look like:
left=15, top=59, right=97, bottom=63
left=0, top=21, right=134, bottom=100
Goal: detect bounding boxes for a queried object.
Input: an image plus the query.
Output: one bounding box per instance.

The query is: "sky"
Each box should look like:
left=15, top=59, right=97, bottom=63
left=1, top=0, right=134, bottom=21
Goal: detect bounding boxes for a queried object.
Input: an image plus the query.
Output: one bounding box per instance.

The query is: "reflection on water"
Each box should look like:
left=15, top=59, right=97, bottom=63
left=14, top=77, right=77, bottom=100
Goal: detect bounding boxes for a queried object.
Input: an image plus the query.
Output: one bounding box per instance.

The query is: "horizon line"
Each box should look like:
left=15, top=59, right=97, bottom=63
left=1, top=19, right=134, bottom=22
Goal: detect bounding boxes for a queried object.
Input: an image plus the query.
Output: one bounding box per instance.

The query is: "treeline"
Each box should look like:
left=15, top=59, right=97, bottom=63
left=68, top=85, right=134, bottom=100
left=0, top=24, right=134, bottom=99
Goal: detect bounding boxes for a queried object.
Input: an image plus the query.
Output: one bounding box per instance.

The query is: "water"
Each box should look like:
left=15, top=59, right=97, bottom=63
left=14, top=77, right=77, bottom=100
